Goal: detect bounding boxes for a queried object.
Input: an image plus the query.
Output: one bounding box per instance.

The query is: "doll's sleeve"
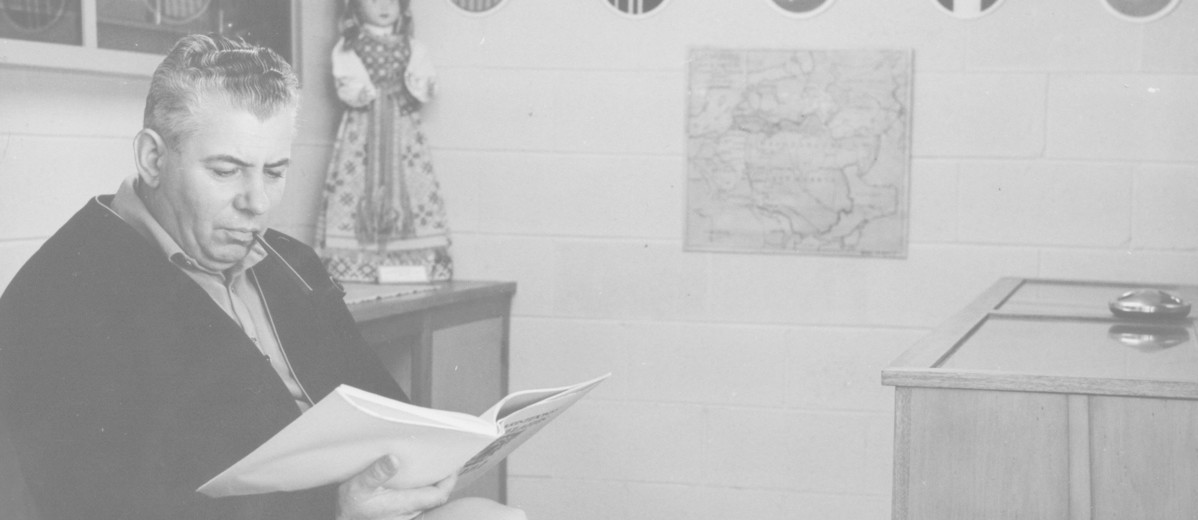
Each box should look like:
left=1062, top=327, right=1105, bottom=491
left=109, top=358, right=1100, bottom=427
left=405, top=38, right=436, bottom=104
left=331, top=38, right=378, bottom=108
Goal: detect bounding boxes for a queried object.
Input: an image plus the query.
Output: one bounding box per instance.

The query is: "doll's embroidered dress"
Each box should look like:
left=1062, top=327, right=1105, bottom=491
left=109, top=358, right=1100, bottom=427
left=317, top=27, right=451, bottom=283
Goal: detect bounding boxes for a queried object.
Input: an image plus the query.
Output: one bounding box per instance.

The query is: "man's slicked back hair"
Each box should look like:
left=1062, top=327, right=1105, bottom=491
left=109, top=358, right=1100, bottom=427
left=144, top=34, right=300, bottom=146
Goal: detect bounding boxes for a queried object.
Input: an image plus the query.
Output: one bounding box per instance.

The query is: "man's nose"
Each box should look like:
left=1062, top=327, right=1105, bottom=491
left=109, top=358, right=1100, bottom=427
left=235, top=173, right=272, bottom=216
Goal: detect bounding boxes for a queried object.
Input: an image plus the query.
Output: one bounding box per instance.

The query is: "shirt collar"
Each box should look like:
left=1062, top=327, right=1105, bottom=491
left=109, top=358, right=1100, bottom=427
left=107, top=175, right=268, bottom=279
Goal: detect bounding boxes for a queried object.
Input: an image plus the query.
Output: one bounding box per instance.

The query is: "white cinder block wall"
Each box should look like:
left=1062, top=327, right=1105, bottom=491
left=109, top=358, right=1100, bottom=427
left=409, top=0, right=1198, bottom=519
left=2, top=0, right=1198, bottom=519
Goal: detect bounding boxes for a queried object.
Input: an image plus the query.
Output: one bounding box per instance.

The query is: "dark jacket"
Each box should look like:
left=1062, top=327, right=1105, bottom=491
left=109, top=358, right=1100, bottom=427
left=0, top=196, right=407, bottom=520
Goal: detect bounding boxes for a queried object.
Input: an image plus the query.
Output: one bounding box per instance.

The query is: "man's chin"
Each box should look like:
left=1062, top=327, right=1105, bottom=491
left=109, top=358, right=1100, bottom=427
left=199, top=245, right=254, bottom=272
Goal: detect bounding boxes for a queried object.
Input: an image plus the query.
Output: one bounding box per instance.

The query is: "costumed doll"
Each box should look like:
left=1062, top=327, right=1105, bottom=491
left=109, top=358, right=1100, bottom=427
left=317, top=0, right=452, bottom=283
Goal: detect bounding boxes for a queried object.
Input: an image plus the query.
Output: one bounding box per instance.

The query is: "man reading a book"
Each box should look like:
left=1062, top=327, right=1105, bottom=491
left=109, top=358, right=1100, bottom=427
left=0, top=34, right=523, bottom=520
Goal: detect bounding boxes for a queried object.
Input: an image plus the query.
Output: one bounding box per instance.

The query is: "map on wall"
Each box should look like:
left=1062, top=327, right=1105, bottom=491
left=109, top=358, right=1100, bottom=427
left=685, top=48, right=913, bottom=257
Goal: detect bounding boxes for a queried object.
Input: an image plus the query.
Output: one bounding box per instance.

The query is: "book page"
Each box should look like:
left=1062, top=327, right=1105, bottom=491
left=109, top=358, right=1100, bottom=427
left=341, top=386, right=492, bottom=433
left=198, top=385, right=495, bottom=497
left=457, top=373, right=610, bottom=487
left=480, top=373, right=612, bottom=423
left=199, top=374, right=610, bottom=498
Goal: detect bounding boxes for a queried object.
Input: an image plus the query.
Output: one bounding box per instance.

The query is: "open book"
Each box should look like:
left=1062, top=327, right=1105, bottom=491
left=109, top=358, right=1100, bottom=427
left=197, top=373, right=610, bottom=497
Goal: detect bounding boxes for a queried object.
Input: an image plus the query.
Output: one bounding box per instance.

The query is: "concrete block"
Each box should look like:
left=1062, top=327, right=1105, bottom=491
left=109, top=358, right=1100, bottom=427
left=965, top=0, right=1140, bottom=72
left=707, top=244, right=1039, bottom=327
left=552, top=240, right=709, bottom=321
left=912, top=73, right=1046, bottom=158
left=1132, top=164, right=1198, bottom=249
left=624, top=482, right=789, bottom=520
left=862, top=411, right=896, bottom=496
left=551, top=70, right=684, bottom=155
left=1047, top=74, right=1198, bottom=161
left=1039, top=249, right=1198, bottom=285
left=422, top=68, right=559, bottom=152
left=858, top=245, right=1040, bottom=325
left=0, top=239, right=43, bottom=293
left=507, top=317, right=629, bottom=400
left=447, top=234, right=559, bottom=317
left=1142, top=0, right=1198, bottom=73
left=436, top=151, right=682, bottom=238
left=702, top=408, right=869, bottom=492
left=506, top=478, right=631, bottom=520
left=0, top=135, right=128, bottom=239
left=621, top=322, right=791, bottom=406
left=0, top=68, right=145, bottom=138
left=957, top=161, right=1132, bottom=246
left=508, top=400, right=704, bottom=483
left=908, top=160, right=959, bottom=244
left=707, top=253, right=873, bottom=325
left=785, top=327, right=923, bottom=412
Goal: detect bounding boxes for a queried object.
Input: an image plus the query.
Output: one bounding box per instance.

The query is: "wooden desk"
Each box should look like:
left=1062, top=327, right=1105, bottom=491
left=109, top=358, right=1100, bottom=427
left=883, top=278, right=1198, bottom=520
left=345, top=280, right=517, bottom=502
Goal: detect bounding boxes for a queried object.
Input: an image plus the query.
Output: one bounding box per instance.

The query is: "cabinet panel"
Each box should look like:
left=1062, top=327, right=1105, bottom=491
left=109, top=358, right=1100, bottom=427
left=905, top=388, right=1071, bottom=520
left=431, top=318, right=505, bottom=416
left=356, top=313, right=423, bottom=400
left=1090, top=396, right=1198, bottom=520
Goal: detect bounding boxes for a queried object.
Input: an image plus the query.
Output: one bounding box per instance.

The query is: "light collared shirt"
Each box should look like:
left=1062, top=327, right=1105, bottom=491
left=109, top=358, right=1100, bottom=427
left=106, top=176, right=311, bottom=411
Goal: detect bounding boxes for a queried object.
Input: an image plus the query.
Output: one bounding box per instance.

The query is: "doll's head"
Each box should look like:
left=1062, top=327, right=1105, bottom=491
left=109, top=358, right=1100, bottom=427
left=341, top=0, right=412, bottom=40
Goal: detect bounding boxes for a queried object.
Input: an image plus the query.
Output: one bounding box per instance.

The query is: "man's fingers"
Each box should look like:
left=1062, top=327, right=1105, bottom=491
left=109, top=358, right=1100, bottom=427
left=433, top=471, right=458, bottom=493
left=349, top=455, right=450, bottom=506
left=354, top=455, right=400, bottom=490
left=402, top=484, right=451, bottom=511
left=338, top=458, right=460, bottom=520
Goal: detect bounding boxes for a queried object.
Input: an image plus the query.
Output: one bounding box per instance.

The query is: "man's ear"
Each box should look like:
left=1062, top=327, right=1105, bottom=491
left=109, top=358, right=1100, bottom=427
left=133, top=128, right=167, bottom=188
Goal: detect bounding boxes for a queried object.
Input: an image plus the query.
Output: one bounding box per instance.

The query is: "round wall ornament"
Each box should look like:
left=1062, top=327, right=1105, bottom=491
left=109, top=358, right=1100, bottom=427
left=929, top=0, right=1008, bottom=19
left=448, top=0, right=509, bottom=16
left=601, top=0, right=672, bottom=18
left=142, top=0, right=212, bottom=25
left=1100, top=0, right=1179, bottom=22
left=1, top=0, right=66, bottom=33
left=765, top=0, right=837, bottom=19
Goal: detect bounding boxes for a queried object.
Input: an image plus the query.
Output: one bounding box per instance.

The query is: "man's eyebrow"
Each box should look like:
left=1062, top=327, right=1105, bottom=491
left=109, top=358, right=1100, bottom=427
left=203, top=155, right=290, bottom=168
left=203, top=155, right=252, bottom=167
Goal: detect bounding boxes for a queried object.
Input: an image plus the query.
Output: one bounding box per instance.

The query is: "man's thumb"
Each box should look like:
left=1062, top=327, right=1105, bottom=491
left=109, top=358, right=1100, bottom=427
left=358, top=454, right=400, bottom=489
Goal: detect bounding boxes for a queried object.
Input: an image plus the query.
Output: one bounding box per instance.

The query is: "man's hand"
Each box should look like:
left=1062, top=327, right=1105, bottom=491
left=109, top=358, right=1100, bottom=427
left=336, top=455, right=457, bottom=520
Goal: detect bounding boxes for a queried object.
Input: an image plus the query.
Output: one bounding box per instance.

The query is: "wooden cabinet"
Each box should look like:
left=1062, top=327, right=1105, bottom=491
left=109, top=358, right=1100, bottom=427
left=345, top=280, right=516, bottom=503
left=883, top=278, right=1198, bottom=520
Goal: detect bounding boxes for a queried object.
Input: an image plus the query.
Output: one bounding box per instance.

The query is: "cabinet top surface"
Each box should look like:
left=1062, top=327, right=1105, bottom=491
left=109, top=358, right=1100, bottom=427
left=884, top=278, right=1198, bottom=398
left=342, top=280, right=516, bottom=320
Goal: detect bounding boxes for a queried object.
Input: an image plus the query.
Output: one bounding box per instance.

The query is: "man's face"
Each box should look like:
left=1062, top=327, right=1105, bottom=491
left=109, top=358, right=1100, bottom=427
left=149, top=96, right=296, bottom=272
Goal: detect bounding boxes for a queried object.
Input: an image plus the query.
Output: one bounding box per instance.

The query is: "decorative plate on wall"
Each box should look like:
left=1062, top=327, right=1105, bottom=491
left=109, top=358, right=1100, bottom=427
left=448, top=0, right=508, bottom=16
left=2, top=0, right=67, bottom=33
left=929, top=0, right=1007, bottom=19
left=0, top=0, right=81, bottom=45
left=601, top=0, right=672, bottom=18
left=765, top=0, right=837, bottom=19
left=1100, top=0, right=1179, bottom=22
left=145, top=0, right=212, bottom=25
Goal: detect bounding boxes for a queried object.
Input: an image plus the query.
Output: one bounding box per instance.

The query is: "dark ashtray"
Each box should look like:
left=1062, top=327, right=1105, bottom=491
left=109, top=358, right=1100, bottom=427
left=1109, top=289, right=1191, bottom=320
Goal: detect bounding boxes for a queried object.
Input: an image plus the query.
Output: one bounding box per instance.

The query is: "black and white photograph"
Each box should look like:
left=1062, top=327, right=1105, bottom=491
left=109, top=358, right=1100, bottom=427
left=1, top=0, right=1197, bottom=519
